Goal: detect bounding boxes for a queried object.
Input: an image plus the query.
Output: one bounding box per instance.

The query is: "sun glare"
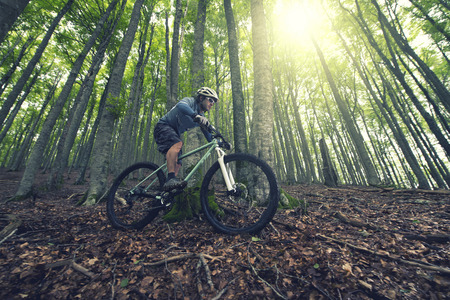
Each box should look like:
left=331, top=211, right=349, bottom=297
left=274, top=0, right=326, bottom=44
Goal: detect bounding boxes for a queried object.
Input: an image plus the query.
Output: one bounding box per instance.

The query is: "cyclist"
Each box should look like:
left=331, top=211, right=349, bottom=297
left=153, top=87, right=218, bottom=191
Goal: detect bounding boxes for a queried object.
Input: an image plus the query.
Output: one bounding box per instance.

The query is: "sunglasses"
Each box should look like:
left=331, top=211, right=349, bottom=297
left=206, top=97, right=217, bottom=104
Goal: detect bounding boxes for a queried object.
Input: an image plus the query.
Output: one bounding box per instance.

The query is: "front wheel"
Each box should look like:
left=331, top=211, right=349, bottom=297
left=106, top=162, right=165, bottom=230
left=200, top=153, right=279, bottom=234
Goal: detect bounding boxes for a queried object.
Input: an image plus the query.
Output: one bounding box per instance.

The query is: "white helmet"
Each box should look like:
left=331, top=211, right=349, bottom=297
left=196, top=87, right=218, bottom=102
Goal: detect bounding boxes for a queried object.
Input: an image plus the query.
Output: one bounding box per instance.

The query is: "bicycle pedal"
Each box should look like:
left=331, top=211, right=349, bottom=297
left=167, top=182, right=187, bottom=193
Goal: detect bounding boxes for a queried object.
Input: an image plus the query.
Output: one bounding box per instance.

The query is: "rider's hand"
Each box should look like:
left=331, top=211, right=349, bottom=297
left=219, top=141, right=232, bottom=150
left=193, top=115, right=210, bottom=128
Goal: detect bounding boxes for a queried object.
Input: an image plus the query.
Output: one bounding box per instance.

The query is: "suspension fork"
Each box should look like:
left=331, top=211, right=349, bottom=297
left=216, top=148, right=235, bottom=191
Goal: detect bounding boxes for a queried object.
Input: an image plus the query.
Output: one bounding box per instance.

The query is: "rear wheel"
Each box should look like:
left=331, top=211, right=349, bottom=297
left=200, top=153, right=279, bottom=234
left=106, top=162, right=165, bottom=230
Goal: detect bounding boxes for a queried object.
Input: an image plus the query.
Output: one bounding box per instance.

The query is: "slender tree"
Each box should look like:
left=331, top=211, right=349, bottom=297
left=115, top=5, right=154, bottom=172
left=0, top=0, right=74, bottom=129
left=183, top=0, right=208, bottom=185
left=370, top=0, right=450, bottom=112
left=0, top=35, right=34, bottom=97
left=167, top=0, right=183, bottom=109
left=11, top=0, right=77, bottom=199
left=311, top=35, right=381, bottom=186
left=0, top=68, right=40, bottom=145
left=85, top=0, right=145, bottom=205
left=48, top=0, right=121, bottom=188
left=224, top=0, right=247, bottom=154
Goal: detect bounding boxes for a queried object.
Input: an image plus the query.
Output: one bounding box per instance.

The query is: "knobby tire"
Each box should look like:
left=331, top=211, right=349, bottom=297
left=200, top=153, right=279, bottom=234
left=106, top=162, right=165, bottom=230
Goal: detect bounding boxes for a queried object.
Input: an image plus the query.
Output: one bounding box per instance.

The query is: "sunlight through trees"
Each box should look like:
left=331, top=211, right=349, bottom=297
left=0, top=0, right=448, bottom=202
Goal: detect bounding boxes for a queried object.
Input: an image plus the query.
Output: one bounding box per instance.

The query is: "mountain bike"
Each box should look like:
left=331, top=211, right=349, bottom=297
left=106, top=125, right=279, bottom=235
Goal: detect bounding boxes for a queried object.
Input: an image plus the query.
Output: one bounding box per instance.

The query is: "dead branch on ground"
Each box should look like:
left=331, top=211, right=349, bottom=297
left=317, top=234, right=450, bottom=275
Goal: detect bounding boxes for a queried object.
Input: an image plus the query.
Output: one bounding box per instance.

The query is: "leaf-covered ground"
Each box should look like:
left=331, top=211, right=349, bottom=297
left=0, top=168, right=449, bottom=299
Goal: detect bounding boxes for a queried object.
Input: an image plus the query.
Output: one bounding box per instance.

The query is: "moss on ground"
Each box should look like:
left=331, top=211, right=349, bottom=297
left=279, top=188, right=308, bottom=214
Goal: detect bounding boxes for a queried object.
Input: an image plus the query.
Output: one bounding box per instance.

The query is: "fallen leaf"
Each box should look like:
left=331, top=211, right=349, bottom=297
left=342, top=262, right=353, bottom=276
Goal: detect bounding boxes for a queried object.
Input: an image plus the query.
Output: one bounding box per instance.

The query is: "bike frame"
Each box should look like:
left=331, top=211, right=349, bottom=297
left=133, top=138, right=236, bottom=194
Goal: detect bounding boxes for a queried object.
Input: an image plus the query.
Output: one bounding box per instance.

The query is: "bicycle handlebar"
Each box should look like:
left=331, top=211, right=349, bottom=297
left=198, top=123, right=232, bottom=150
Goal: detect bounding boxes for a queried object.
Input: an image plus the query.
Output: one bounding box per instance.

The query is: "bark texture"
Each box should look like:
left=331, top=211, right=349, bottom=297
left=249, top=0, right=274, bottom=167
left=85, top=0, right=144, bottom=205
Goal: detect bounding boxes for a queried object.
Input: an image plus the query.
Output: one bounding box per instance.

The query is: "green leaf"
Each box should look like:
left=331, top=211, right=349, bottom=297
left=120, top=278, right=129, bottom=288
left=313, top=263, right=319, bottom=269
left=252, top=237, right=261, bottom=242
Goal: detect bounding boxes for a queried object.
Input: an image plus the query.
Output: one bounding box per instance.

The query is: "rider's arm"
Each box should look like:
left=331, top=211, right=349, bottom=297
left=177, top=101, right=197, bottom=119
left=178, top=98, right=212, bottom=141
left=201, top=127, right=213, bottom=142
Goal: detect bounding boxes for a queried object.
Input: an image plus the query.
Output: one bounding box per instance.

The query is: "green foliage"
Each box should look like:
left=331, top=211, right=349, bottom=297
left=120, top=278, right=129, bottom=288
left=1, top=0, right=449, bottom=193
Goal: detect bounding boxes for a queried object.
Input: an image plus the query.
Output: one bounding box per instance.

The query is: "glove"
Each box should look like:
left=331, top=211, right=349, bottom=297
left=219, top=141, right=232, bottom=150
left=193, top=115, right=210, bottom=127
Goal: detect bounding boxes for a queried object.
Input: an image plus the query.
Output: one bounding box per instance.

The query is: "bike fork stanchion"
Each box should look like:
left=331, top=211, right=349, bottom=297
left=216, top=148, right=234, bottom=191
left=226, top=162, right=235, bottom=187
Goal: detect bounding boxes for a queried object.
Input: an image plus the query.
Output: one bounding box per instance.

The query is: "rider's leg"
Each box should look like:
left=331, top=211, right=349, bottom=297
left=174, top=161, right=181, bottom=177
left=166, top=141, right=183, bottom=177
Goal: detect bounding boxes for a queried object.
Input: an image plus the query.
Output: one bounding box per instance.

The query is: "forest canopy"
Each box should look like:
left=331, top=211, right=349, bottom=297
left=0, top=0, right=449, bottom=202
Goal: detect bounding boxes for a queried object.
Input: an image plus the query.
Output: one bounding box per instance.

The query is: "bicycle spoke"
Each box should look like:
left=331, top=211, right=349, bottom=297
left=107, top=163, right=165, bottom=229
left=201, top=153, right=278, bottom=234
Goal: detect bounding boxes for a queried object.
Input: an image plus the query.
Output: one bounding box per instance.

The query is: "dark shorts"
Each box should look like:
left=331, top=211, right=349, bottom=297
left=153, top=123, right=183, bottom=161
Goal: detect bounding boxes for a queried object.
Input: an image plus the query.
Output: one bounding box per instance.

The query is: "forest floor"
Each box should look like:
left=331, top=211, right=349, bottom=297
left=0, top=167, right=449, bottom=300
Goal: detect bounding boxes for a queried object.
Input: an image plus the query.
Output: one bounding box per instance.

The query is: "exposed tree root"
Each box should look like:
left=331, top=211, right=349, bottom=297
left=0, top=214, right=22, bottom=245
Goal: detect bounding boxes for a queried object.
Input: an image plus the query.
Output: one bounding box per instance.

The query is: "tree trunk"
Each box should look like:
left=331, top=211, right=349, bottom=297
left=116, top=12, right=153, bottom=173
left=48, top=0, right=120, bottom=189
left=183, top=0, right=208, bottom=186
left=8, top=84, right=55, bottom=171
left=0, top=68, right=39, bottom=145
left=133, top=24, right=155, bottom=163
left=408, top=0, right=450, bottom=42
left=75, top=80, right=109, bottom=185
left=0, top=35, right=34, bottom=97
left=0, top=0, right=30, bottom=44
left=334, top=25, right=431, bottom=189
left=274, top=98, right=295, bottom=184
left=319, top=139, right=338, bottom=187
left=141, top=63, right=162, bottom=162
left=370, top=0, right=450, bottom=112
left=371, top=65, right=431, bottom=189
left=312, top=35, right=380, bottom=186
left=165, top=10, right=171, bottom=107
left=370, top=2, right=450, bottom=159
left=11, top=0, right=76, bottom=199
left=249, top=0, right=274, bottom=167
left=273, top=121, right=286, bottom=182
left=224, top=0, right=247, bottom=154
left=0, top=0, right=74, bottom=129
left=85, top=0, right=144, bottom=205
left=167, top=0, right=183, bottom=110
left=290, top=90, right=316, bottom=183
